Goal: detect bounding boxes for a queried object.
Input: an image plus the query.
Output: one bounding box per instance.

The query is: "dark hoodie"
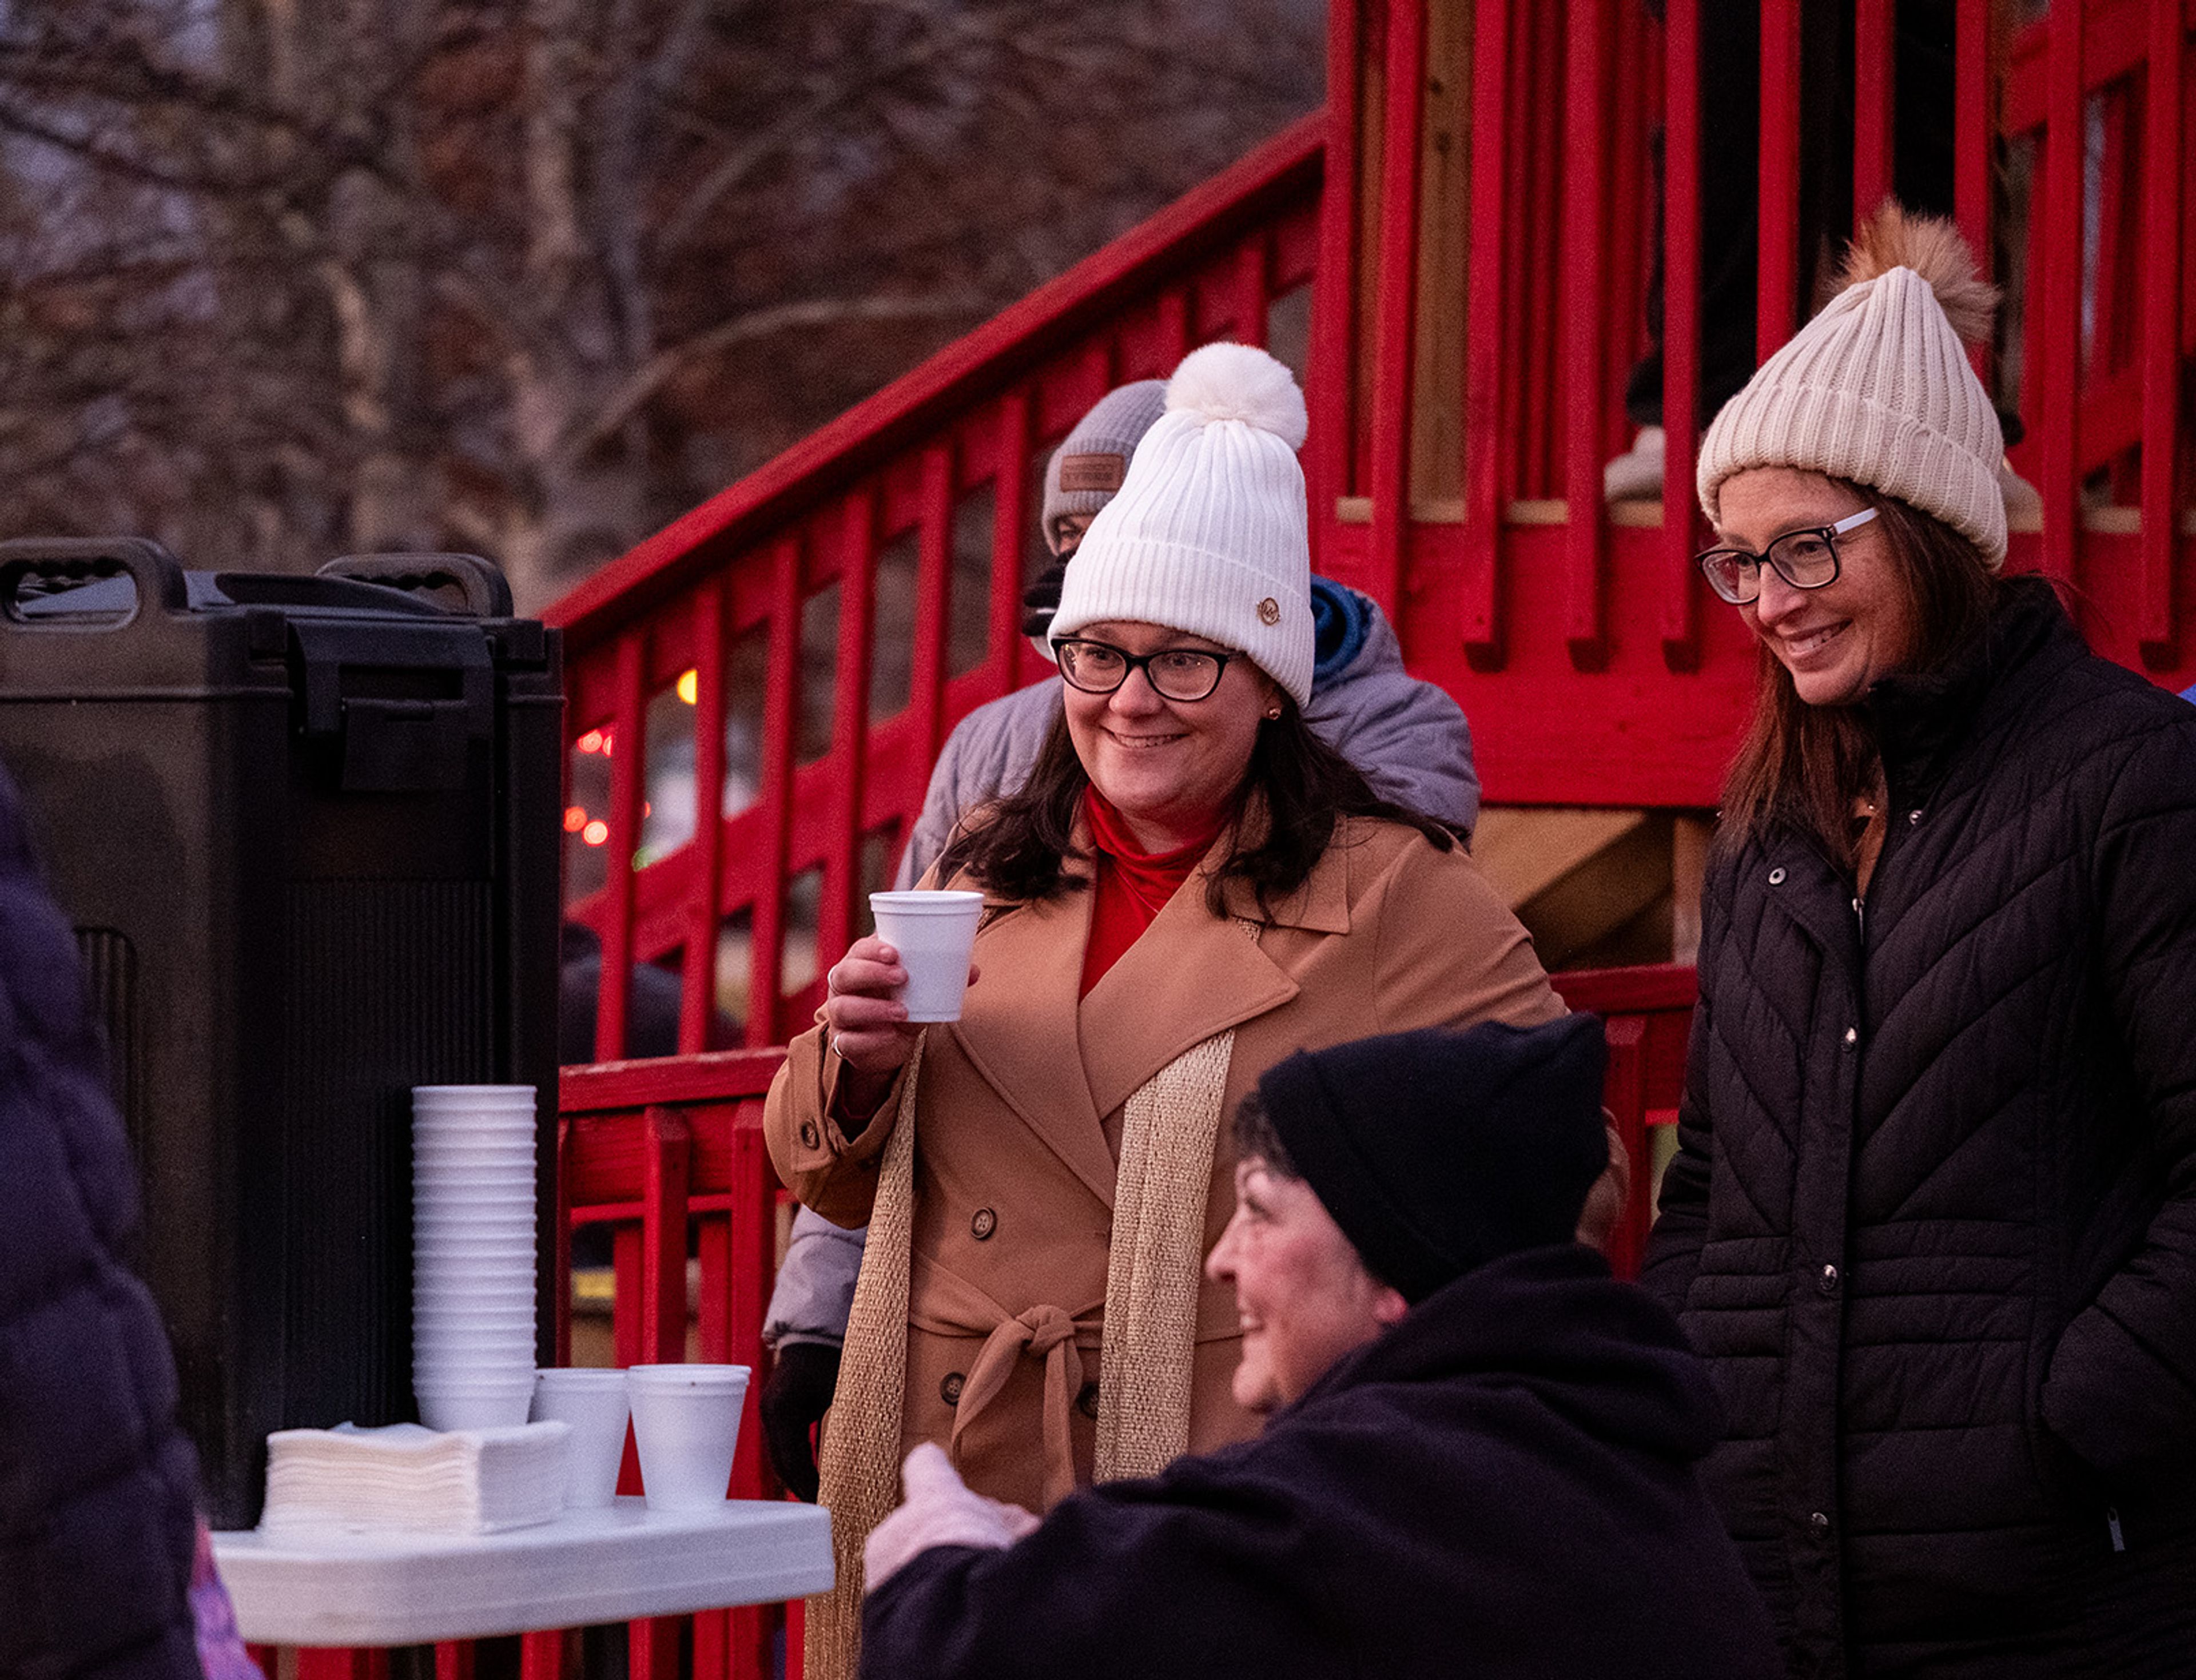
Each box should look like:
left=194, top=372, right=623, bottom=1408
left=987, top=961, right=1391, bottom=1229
left=861, top=1244, right=1780, bottom=1680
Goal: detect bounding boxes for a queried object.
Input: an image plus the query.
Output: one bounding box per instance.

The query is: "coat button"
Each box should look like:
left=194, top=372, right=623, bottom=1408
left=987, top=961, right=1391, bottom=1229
left=941, top=1372, right=965, bottom=1407
left=1908, top=810, right=1923, bottom=825
left=1077, top=1381, right=1100, bottom=1420
left=1809, top=1511, right=1831, bottom=1532
left=1768, top=867, right=1787, bottom=885
left=970, top=1207, right=997, bottom=1241
left=1818, top=1264, right=1840, bottom=1296
left=799, top=1121, right=820, bottom=1149
left=1843, top=1027, right=1858, bottom=1047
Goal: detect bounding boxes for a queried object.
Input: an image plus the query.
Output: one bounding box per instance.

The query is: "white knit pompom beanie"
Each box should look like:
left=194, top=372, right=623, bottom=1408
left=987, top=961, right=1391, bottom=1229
left=1049, top=341, right=1314, bottom=707
left=1698, top=205, right=2008, bottom=567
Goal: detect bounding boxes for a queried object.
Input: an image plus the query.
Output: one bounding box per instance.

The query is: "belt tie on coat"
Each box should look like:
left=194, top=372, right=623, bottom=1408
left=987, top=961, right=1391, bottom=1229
left=949, top=1304, right=1084, bottom=1511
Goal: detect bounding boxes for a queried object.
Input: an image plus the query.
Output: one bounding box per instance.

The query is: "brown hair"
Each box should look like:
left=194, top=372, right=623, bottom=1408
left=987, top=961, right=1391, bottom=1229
left=1230, top=1086, right=1301, bottom=1177
left=937, top=702, right=1460, bottom=918
left=1718, top=483, right=2000, bottom=866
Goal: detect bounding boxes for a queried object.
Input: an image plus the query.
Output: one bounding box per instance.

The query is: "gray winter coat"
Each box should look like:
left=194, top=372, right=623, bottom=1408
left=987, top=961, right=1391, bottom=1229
left=765, top=581, right=1479, bottom=1351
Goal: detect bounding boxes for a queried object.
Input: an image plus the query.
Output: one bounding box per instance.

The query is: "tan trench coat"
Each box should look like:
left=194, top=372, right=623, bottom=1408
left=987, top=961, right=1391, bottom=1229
left=762, top=814, right=1565, bottom=1514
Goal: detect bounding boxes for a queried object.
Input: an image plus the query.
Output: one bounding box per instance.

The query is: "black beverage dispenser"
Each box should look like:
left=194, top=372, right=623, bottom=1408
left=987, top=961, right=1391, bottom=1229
left=0, top=539, right=561, bottom=1527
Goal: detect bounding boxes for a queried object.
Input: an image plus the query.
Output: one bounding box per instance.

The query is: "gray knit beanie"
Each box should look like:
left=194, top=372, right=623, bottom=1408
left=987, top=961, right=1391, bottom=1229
left=1040, top=380, right=1170, bottom=550
left=1051, top=343, right=1315, bottom=707
left=1698, top=205, right=2008, bottom=567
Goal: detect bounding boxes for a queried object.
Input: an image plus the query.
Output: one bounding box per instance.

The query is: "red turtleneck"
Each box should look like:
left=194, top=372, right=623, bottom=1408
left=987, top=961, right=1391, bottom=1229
left=1079, top=789, right=1220, bottom=998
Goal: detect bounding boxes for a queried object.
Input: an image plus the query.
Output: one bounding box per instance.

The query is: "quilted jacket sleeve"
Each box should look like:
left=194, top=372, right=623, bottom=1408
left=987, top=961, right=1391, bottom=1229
left=896, top=716, right=983, bottom=892
left=761, top=1204, right=865, bottom=1350
left=1303, top=599, right=1482, bottom=833
left=2042, top=715, right=2196, bottom=1483
left=0, top=767, right=203, bottom=1680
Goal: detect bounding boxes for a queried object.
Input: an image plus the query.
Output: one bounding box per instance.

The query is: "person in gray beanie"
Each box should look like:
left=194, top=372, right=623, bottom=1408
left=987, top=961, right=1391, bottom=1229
left=854, top=1018, right=1779, bottom=1680
left=759, top=364, right=1488, bottom=1504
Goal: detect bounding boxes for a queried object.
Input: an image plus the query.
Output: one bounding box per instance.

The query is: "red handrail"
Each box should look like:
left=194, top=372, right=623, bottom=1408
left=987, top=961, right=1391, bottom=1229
left=283, top=6, right=2196, bottom=1676
left=552, top=116, right=1323, bottom=1062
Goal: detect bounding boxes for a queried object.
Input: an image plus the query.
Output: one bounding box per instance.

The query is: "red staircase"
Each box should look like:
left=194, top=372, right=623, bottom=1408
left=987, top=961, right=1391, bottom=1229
left=266, top=5, right=2196, bottom=1677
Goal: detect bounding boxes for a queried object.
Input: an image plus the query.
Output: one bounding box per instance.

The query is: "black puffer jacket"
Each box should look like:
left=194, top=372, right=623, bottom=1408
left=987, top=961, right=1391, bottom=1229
left=0, top=762, right=202, bottom=1680
left=1643, top=579, right=2196, bottom=1679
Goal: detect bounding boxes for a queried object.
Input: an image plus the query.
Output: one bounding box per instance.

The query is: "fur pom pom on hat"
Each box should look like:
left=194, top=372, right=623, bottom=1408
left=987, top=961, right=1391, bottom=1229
left=1163, top=340, right=1308, bottom=446
left=1698, top=204, right=2008, bottom=567
left=1050, top=343, right=1314, bottom=706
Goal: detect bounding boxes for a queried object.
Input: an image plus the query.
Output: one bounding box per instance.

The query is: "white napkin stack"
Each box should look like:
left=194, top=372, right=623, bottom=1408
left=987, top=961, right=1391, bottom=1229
left=262, top=1421, right=572, bottom=1535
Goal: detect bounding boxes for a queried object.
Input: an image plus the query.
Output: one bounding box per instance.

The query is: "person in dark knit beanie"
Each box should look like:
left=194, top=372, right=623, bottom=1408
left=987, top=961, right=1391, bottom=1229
left=1250, top=1016, right=1612, bottom=1303
left=857, top=1016, right=1780, bottom=1680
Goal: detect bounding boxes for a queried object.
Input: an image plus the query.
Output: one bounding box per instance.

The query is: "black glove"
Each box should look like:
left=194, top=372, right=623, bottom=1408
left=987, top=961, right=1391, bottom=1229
left=761, top=1340, right=842, bottom=1502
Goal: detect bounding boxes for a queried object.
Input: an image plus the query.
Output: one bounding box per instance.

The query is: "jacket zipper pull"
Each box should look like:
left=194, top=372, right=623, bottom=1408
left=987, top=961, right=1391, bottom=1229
left=2107, top=1507, right=2126, bottom=1553
left=1853, top=895, right=1865, bottom=941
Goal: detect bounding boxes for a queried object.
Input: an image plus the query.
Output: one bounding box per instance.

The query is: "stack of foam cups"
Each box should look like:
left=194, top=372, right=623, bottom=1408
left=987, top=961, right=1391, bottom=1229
left=413, top=1085, right=540, bottom=1431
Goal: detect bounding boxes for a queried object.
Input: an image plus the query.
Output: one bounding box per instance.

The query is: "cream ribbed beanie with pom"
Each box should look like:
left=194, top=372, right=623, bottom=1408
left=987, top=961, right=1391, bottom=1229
left=1049, top=341, right=1314, bottom=707
left=1698, top=206, right=2008, bottom=567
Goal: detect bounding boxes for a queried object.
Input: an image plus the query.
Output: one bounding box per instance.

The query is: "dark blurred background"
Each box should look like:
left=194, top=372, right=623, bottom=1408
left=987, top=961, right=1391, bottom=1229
left=0, top=0, right=1323, bottom=615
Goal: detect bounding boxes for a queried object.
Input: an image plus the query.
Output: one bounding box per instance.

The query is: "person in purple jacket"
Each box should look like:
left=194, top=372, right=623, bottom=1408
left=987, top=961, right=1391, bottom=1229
left=759, top=368, right=1485, bottom=1502
left=0, top=758, right=244, bottom=1680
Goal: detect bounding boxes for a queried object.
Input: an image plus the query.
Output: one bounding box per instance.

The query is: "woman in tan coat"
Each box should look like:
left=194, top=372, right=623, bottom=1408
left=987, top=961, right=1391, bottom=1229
left=766, top=344, right=1570, bottom=1671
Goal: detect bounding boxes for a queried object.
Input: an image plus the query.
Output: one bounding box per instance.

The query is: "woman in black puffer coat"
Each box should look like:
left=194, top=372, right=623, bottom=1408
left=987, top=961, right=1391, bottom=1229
left=1642, top=205, right=2196, bottom=1679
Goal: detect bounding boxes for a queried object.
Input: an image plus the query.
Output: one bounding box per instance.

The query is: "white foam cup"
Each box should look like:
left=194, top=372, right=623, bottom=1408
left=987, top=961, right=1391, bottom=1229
left=416, top=1379, right=534, bottom=1432
left=413, top=1306, right=534, bottom=1325
left=417, top=1177, right=542, bottom=1203
left=413, top=1084, right=539, bottom=1105
left=868, top=890, right=985, bottom=1022
left=531, top=1370, right=632, bottom=1507
left=411, top=1275, right=536, bottom=1299
left=626, top=1364, right=750, bottom=1510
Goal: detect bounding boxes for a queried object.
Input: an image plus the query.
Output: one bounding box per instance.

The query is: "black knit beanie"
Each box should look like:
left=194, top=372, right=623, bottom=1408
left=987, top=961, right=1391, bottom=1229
left=1252, top=1017, right=1610, bottom=1303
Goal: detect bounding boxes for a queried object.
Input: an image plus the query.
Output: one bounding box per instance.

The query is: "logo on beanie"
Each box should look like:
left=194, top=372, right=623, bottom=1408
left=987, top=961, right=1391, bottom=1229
left=1059, top=453, right=1127, bottom=493
left=1256, top=597, right=1281, bottom=626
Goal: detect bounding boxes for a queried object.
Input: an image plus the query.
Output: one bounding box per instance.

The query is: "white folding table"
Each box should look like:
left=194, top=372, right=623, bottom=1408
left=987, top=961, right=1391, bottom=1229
left=212, top=1499, right=833, bottom=1646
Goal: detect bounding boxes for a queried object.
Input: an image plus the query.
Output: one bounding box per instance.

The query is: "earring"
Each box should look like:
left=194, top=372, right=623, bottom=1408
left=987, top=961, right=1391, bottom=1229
left=1264, top=706, right=1283, bottom=721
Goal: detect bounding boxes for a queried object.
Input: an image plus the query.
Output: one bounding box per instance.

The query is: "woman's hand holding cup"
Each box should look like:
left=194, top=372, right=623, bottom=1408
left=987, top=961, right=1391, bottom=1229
left=824, top=936, right=922, bottom=1076
left=824, top=935, right=980, bottom=1118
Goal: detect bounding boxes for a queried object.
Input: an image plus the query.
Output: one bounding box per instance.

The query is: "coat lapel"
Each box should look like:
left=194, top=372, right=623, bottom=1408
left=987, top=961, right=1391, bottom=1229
left=945, top=882, right=1123, bottom=1208
left=1076, top=825, right=1352, bottom=1124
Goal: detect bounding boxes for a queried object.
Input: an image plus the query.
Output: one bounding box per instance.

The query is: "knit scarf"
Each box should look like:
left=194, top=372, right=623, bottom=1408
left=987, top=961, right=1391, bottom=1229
left=805, top=928, right=1248, bottom=1680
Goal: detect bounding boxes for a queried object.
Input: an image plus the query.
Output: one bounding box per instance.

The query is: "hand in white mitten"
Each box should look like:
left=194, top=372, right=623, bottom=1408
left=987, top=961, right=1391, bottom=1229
left=863, top=1443, right=1041, bottom=1591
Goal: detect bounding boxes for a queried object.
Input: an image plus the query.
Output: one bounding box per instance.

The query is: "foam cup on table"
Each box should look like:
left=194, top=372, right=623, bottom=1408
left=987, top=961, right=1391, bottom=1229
left=868, top=890, right=985, bottom=1022
left=531, top=1370, right=632, bottom=1508
left=416, top=1380, right=536, bottom=1432
left=626, top=1364, right=750, bottom=1511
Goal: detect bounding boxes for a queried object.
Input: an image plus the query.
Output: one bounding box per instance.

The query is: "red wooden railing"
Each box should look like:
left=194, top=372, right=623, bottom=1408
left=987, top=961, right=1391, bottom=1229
left=551, top=115, right=1322, bottom=1060
left=276, top=3, right=2196, bottom=1674
left=1315, top=0, right=2196, bottom=807
left=552, top=3, right=2196, bottom=1052
left=555, top=1050, right=793, bottom=1680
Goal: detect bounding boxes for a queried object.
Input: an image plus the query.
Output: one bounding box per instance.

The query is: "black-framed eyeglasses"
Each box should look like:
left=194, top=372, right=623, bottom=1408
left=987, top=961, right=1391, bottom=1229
left=1697, top=507, right=1880, bottom=605
left=1052, top=637, right=1238, bottom=702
